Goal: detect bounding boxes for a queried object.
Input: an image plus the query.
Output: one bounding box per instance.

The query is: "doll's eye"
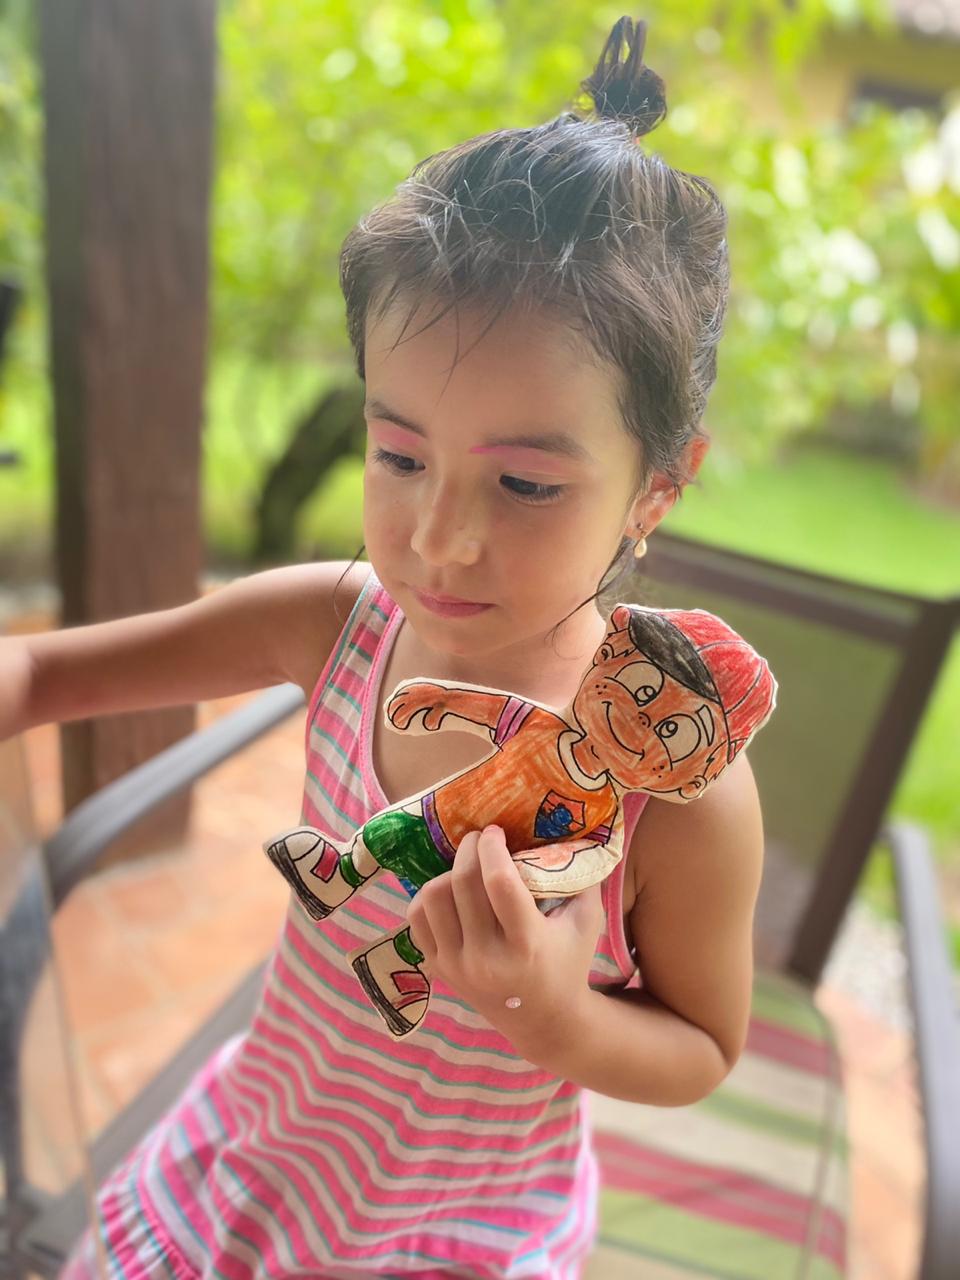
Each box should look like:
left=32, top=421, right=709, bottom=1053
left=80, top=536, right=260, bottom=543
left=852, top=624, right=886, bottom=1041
left=656, top=714, right=702, bottom=763
left=597, top=643, right=616, bottom=662
left=616, top=661, right=664, bottom=705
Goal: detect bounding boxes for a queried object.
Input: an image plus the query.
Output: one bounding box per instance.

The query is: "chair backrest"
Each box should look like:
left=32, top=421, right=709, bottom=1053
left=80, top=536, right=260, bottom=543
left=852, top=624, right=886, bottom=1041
left=1, top=736, right=94, bottom=1261
left=624, top=532, right=959, bottom=986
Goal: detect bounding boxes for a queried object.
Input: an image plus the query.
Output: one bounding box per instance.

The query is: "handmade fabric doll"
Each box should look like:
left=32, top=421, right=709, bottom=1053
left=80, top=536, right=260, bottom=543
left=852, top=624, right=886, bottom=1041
left=266, top=604, right=777, bottom=1037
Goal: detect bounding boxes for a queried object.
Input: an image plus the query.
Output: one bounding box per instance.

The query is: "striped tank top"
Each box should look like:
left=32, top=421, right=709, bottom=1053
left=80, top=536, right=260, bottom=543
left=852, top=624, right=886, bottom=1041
left=65, top=574, right=647, bottom=1280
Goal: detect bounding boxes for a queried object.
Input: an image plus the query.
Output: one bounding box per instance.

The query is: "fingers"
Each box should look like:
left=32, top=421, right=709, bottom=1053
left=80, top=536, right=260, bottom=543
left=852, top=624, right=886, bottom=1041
left=407, top=873, right=462, bottom=962
left=477, top=826, right=540, bottom=942
left=406, top=896, right=437, bottom=966
left=451, top=831, right=501, bottom=941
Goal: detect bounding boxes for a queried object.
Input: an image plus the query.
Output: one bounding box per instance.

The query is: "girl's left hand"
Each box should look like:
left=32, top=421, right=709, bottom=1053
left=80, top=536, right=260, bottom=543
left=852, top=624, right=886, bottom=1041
left=406, top=825, right=604, bottom=1047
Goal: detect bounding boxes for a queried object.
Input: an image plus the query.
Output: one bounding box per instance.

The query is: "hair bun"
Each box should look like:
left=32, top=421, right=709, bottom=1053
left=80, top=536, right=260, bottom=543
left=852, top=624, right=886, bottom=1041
left=580, top=16, right=667, bottom=138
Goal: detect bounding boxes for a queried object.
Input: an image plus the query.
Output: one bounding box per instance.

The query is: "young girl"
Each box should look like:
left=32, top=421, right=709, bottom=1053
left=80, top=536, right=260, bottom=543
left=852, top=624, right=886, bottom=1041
left=3, top=17, right=764, bottom=1279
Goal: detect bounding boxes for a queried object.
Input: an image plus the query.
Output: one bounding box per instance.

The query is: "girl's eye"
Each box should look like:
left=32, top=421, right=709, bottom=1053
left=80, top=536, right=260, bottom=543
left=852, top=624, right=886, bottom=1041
left=372, top=447, right=423, bottom=475
left=500, top=475, right=566, bottom=504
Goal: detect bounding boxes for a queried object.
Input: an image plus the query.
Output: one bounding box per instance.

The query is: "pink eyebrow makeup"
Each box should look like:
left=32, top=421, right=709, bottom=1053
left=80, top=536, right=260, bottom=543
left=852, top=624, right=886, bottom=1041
left=366, top=401, right=586, bottom=476
left=369, top=422, right=423, bottom=452
left=468, top=444, right=578, bottom=477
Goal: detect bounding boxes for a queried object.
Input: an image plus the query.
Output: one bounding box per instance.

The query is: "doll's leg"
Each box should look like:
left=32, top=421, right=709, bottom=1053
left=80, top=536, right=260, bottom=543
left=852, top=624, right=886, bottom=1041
left=264, top=827, right=382, bottom=919
left=266, top=806, right=451, bottom=923
left=350, top=926, right=430, bottom=1037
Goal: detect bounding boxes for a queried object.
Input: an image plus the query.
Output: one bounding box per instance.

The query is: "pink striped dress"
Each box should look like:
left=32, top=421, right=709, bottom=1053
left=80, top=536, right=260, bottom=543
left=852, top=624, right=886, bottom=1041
left=63, top=574, right=647, bottom=1280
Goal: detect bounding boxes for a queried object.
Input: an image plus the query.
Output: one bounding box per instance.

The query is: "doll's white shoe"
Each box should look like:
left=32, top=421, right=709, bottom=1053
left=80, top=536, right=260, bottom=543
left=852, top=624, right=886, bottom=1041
left=265, top=827, right=373, bottom=919
left=351, top=927, right=430, bottom=1037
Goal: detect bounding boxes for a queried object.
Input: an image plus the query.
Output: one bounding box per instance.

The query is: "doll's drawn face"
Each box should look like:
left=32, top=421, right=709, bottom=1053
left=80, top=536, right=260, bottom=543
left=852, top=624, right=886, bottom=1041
left=572, top=607, right=728, bottom=800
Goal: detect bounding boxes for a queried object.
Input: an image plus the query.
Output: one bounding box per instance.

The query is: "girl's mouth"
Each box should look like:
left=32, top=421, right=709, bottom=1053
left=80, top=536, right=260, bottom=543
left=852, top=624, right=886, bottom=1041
left=411, top=588, right=494, bottom=618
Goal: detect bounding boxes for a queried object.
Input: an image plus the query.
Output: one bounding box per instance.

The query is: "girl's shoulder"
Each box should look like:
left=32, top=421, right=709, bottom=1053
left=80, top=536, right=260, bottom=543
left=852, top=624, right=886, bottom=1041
left=624, top=753, right=763, bottom=912
left=256, top=559, right=372, bottom=697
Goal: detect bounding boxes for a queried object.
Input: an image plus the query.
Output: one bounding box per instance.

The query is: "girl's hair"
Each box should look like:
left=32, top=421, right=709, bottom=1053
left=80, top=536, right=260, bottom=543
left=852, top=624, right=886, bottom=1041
left=339, top=15, right=730, bottom=500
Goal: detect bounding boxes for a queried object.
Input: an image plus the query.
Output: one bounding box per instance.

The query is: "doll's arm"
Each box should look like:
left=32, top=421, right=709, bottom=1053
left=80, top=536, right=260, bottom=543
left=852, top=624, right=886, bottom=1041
left=513, top=838, right=603, bottom=877
left=385, top=680, right=511, bottom=738
left=513, top=804, right=626, bottom=896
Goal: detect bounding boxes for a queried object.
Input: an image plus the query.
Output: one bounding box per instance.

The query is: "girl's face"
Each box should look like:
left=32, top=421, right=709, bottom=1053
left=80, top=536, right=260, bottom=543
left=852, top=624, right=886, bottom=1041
left=362, top=299, right=678, bottom=669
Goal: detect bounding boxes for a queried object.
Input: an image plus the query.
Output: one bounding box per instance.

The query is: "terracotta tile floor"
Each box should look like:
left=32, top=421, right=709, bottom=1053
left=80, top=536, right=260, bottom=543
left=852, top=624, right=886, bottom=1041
left=18, top=697, right=925, bottom=1279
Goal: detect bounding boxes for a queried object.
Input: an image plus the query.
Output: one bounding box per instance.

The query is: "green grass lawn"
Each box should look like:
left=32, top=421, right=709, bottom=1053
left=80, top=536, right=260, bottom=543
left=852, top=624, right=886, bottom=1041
left=2, top=357, right=958, bottom=937
left=669, top=444, right=960, bottom=599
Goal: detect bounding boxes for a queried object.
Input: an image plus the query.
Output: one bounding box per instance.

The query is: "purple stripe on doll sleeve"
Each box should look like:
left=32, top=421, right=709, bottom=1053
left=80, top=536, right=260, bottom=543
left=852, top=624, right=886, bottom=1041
left=493, top=697, right=534, bottom=747
left=422, top=791, right=458, bottom=862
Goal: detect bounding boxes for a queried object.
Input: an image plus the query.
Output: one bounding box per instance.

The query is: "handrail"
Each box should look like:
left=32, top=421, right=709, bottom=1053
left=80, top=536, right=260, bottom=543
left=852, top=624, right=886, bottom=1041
left=44, top=683, right=305, bottom=908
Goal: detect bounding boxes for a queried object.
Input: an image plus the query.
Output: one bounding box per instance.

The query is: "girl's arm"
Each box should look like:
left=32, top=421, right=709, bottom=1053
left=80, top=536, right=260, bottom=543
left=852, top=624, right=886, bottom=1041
left=0, top=561, right=369, bottom=740
left=511, top=753, right=764, bottom=1103
left=408, top=755, right=763, bottom=1106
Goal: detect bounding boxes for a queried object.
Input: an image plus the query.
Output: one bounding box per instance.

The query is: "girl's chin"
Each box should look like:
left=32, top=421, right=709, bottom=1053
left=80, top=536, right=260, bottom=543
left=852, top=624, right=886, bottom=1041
left=412, top=611, right=505, bottom=658
left=413, top=611, right=580, bottom=670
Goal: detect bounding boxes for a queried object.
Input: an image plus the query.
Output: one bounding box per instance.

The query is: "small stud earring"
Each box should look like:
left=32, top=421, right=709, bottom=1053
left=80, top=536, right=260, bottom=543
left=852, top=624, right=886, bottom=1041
left=633, top=526, right=648, bottom=560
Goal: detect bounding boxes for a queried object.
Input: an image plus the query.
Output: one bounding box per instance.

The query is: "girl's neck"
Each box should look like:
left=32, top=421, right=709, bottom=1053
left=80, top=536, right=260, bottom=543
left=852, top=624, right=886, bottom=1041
left=390, top=609, right=607, bottom=708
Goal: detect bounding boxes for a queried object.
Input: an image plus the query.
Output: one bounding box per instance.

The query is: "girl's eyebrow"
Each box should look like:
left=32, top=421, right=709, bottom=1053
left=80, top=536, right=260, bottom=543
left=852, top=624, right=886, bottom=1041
left=364, top=397, right=594, bottom=462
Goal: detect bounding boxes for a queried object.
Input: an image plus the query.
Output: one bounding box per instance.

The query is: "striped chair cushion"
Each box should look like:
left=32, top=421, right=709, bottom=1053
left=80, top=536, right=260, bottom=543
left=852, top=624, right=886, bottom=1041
left=585, top=970, right=847, bottom=1279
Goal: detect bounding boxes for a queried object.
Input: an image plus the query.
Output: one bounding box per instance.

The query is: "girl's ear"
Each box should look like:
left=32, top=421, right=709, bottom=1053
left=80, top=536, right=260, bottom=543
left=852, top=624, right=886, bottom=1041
left=629, top=434, right=710, bottom=537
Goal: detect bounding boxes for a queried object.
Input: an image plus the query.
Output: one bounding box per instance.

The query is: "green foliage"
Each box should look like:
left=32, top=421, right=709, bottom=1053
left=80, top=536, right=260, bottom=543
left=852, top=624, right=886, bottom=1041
left=693, top=101, right=960, bottom=481
left=207, top=0, right=959, bottom=485
left=210, top=0, right=876, bottom=357
left=0, top=0, right=43, bottom=379
left=5, top=0, right=956, bottom=484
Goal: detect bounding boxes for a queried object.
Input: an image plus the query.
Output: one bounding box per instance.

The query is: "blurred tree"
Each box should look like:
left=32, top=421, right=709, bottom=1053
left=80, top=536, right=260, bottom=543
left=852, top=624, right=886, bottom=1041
left=213, top=0, right=959, bottom=552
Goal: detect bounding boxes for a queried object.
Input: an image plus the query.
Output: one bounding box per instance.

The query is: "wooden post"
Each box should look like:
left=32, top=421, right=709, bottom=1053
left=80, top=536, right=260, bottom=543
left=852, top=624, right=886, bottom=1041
left=39, top=0, right=216, bottom=844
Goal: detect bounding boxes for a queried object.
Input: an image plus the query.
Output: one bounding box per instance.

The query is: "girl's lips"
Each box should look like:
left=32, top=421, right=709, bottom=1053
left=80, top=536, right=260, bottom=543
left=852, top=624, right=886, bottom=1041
left=411, top=588, right=493, bottom=618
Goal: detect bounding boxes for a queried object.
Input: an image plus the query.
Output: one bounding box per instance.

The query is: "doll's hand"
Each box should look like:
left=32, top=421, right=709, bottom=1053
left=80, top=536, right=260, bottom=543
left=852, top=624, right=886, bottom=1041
left=386, top=682, right=453, bottom=732
left=406, top=825, right=604, bottom=1053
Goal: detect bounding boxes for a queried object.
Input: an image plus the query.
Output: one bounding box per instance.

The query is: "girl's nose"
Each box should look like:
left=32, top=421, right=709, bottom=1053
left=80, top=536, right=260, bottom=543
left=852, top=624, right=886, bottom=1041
left=410, top=489, right=483, bottom=567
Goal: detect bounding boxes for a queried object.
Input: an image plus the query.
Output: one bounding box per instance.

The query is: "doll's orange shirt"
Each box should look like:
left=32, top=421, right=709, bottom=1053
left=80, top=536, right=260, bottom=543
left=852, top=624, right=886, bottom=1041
left=425, top=699, right=619, bottom=859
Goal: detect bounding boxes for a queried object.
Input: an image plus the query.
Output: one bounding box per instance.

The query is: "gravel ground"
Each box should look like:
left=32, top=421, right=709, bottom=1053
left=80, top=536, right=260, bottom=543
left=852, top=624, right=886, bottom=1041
left=823, top=897, right=912, bottom=1032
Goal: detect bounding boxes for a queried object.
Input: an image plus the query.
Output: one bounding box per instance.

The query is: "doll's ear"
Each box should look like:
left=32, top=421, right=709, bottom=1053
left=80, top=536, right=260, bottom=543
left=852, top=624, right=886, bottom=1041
left=596, top=606, right=639, bottom=662
left=609, top=605, right=633, bottom=634
left=678, top=775, right=709, bottom=801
